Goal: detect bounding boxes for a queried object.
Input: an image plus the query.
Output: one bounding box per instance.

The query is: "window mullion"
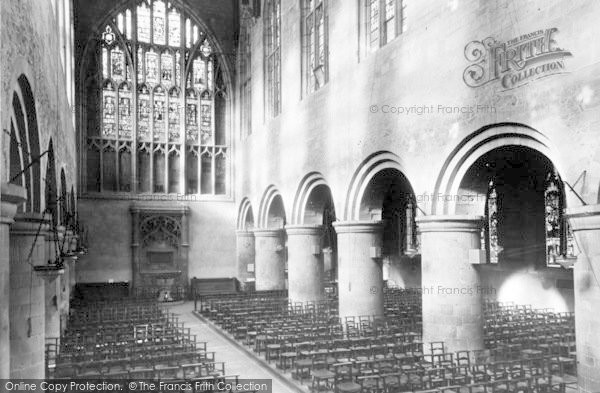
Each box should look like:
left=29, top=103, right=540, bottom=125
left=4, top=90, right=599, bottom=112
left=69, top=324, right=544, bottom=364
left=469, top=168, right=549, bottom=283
left=179, top=12, right=186, bottom=195
left=132, top=6, right=139, bottom=193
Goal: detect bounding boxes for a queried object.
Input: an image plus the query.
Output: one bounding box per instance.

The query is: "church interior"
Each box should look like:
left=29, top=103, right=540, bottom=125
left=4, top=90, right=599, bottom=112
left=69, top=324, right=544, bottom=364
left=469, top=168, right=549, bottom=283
left=1, top=0, right=600, bottom=392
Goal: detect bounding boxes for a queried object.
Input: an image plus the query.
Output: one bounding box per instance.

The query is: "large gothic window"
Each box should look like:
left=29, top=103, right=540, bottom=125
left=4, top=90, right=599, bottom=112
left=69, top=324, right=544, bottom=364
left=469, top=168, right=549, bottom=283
left=84, top=0, right=229, bottom=196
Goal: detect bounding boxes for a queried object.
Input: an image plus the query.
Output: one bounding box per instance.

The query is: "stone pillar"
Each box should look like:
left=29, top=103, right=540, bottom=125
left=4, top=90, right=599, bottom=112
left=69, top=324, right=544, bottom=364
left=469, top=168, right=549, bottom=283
left=0, top=183, right=27, bottom=378
left=44, top=223, right=61, bottom=344
left=333, top=221, right=384, bottom=321
left=253, top=229, right=286, bottom=291
left=236, top=230, right=255, bottom=290
left=9, top=212, right=49, bottom=378
left=44, top=274, right=61, bottom=343
left=416, top=215, right=484, bottom=353
left=566, top=205, right=600, bottom=393
left=286, top=225, right=324, bottom=304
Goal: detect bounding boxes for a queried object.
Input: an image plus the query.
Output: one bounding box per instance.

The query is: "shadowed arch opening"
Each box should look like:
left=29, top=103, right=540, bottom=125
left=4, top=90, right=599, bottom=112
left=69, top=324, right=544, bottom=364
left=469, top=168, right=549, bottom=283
left=456, top=144, right=574, bottom=313
left=433, top=123, right=565, bottom=215
left=293, top=173, right=338, bottom=281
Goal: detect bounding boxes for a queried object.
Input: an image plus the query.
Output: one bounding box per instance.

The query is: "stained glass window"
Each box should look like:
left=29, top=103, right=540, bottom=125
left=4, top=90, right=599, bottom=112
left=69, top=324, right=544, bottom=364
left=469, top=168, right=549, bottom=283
left=486, top=180, right=500, bottom=264
left=85, top=0, right=228, bottom=195
left=544, top=172, right=577, bottom=266
left=168, top=9, right=181, bottom=46
left=303, top=0, right=328, bottom=94
left=153, top=0, right=166, bottom=45
left=265, top=0, right=281, bottom=117
left=118, top=83, right=132, bottom=139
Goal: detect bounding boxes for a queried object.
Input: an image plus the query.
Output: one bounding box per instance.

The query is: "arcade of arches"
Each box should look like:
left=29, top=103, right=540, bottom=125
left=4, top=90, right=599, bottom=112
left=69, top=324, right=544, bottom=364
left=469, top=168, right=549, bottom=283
left=2, top=1, right=600, bottom=392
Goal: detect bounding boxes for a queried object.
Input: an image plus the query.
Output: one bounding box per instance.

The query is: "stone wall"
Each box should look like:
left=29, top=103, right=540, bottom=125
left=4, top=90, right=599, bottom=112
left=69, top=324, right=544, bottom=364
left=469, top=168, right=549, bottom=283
left=236, top=0, right=597, bottom=306
left=1, top=0, right=77, bottom=190
left=77, top=198, right=237, bottom=285
left=237, top=0, right=600, bottom=215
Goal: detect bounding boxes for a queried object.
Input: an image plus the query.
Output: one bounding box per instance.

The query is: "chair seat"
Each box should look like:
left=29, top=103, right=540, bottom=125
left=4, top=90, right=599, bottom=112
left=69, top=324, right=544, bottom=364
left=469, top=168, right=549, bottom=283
left=312, top=369, right=335, bottom=379
left=337, top=381, right=361, bottom=393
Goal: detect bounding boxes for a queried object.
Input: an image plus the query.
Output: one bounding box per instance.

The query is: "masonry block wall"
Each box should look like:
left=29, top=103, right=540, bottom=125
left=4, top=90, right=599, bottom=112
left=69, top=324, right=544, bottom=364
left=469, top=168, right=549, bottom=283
left=1, top=0, right=77, bottom=189
left=237, top=0, right=600, bottom=309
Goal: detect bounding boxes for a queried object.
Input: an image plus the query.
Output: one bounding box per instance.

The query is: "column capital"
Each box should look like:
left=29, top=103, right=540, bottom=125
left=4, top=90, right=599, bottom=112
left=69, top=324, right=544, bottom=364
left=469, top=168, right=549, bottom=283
left=285, top=224, right=323, bottom=236
left=252, top=228, right=285, bottom=237
left=10, top=212, right=51, bottom=235
left=566, top=204, right=600, bottom=231
left=333, top=221, right=383, bottom=234
left=416, top=215, right=484, bottom=233
left=1, top=183, right=27, bottom=225
left=236, top=229, right=256, bottom=237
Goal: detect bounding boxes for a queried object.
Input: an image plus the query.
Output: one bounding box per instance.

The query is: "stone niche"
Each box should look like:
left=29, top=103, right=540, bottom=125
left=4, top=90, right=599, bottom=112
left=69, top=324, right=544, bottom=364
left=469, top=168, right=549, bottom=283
left=130, top=204, right=190, bottom=300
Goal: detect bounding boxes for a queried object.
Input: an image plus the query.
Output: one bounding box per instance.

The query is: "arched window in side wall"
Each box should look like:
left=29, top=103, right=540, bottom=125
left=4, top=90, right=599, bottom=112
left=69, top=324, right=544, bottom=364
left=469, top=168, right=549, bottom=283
left=264, top=0, right=281, bottom=118
left=545, top=171, right=577, bottom=267
left=9, top=76, right=42, bottom=213
left=83, top=0, right=229, bottom=196
left=46, top=139, right=58, bottom=226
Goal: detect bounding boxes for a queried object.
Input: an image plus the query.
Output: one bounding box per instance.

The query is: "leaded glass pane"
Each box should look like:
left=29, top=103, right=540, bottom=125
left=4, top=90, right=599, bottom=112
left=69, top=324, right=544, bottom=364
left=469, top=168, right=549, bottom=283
left=488, top=181, right=499, bottom=264
left=137, top=47, right=144, bottom=82
left=185, top=18, right=192, bottom=48
left=545, top=174, right=561, bottom=264
left=118, top=83, right=132, bottom=139
left=145, top=49, right=159, bottom=85
left=102, top=82, right=116, bottom=138
left=384, top=0, right=396, bottom=44
left=137, top=2, right=151, bottom=43
left=153, top=86, right=166, bottom=141
left=111, top=47, right=125, bottom=82
left=369, top=0, right=380, bottom=48
left=138, top=85, right=151, bottom=141
left=175, top=52, right=181, bottom=86
left=186, top=89, right=199, bottom=144
left=207, top=59, right=213, bottom=91
left=102, top=48, right=109, bottom=79
left=168, top=9, right=181, bottom=46
left=200, top=93, right=212, bottom=143
left=125, top=9, right=132, bottom=40
left=193, top=58, right=206, bottom=90
left=161, top=52, right=174, bottom=85
left=168, top=88, right=180, bottom=142
left=153, top=0, right=166, bottom=45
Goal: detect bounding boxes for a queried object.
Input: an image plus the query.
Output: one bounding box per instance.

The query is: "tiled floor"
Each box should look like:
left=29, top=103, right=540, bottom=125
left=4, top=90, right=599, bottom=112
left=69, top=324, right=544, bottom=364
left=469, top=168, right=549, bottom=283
left=164, top=301, right=304, bottom=393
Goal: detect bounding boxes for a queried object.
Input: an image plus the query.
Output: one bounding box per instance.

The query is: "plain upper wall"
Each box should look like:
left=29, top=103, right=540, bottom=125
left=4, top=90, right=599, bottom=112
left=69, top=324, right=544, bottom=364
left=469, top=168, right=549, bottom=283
left=237, top=0, right=600, bottom=216
left=1, top=0, right=77, bottom=195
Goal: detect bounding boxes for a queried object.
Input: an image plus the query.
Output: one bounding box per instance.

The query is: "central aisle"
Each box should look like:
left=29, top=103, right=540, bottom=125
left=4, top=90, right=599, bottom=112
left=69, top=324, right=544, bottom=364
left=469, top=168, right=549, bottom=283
left=164, top=301, right=305, bottom=393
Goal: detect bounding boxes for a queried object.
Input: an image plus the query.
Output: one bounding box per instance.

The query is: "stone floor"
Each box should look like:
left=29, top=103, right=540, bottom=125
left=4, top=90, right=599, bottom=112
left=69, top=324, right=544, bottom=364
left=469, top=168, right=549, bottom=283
left=164, top=301, right=306, bottom=393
